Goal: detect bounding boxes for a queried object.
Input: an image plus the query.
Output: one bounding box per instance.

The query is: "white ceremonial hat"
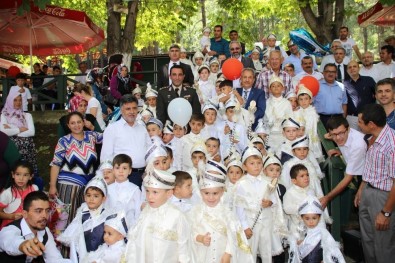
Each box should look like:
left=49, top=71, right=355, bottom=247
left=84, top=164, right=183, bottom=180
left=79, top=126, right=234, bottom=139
left=255, top=119, right=269, bottom=134
left=206, top=159, right=227, bottom=177
left=143, top=168, right=176, bottom=190
left=263, top=153, right=282, bottom=170
left=140, top=105, right=153, bottom=117
left=291, top=135, right=309, bottom=149
left=202, top=27, right=211, bottom=33
left=163, top=120, right=174, bottom=134
left=298, top=195, right=323, bottom=215
left=85, top=175, right=108, bottom=197
left=190, top=140, right=208, bottom=156
left=251, top=48, right=260, bottom=54
left=180, top=47, right=187, bottom=53
left=145, top=86, right=158, bottom=98
left=199, top=171, right=226, bottom=189
left=267, top=33, right=277, bottom=39
left=99, top=160, right=113, bottom=171
left=281, top=117, right=301, bottom=129
left=269, top=75, right=284, bottom=88
left=227, top=156, right=243, bottom=172
left=145, top=139, right=168, bottom=163
left=194, top=51, right=205, bottom=59
left=241, top=144, right=262, bottom=164
left=250, top=135, right=265, bottom=145
left=147, top=117, right=163, bottom=130
left=105, top=211, right=128, bottom=237
left=198, top=64, right=210, bottom=73
left=209, top=57, right=220, bottom=65
left=225, top=95, right=238, bottom=109
left=285, top=91, right=297, bottom=99
left=297, top=85, right=313, bottom=98
left=132, top=87, right=142, bottom=96
left=202, top=101, right=218, bottom=113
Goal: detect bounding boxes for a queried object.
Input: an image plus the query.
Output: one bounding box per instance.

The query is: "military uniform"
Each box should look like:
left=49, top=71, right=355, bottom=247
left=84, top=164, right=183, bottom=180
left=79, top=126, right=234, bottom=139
left=156, top=84, right=202, bottom=124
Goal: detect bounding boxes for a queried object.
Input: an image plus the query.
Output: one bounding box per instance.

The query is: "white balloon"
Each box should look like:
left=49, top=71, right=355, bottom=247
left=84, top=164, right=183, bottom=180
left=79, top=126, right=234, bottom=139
left=168, top=98, right=192, bottom=127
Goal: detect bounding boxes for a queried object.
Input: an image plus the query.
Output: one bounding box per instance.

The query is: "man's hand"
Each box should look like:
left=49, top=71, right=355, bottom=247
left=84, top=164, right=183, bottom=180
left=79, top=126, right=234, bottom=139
left=319, top=196, right=329, bottom=209
left=244, top=228, right=253, bottom=239
left=13, top=213, right=23, bottom=220
left=208, top=51, right=217, bottom=56
left=327, top=149, right=341, bottom=157
left=19, top=238, right=45, bottom=257
left=375, top=212, right=391, bottom=231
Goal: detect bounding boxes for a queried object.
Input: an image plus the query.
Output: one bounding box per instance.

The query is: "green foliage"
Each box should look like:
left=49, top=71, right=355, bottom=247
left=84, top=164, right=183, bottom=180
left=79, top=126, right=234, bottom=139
left=18, top=0, right=52, bottom=15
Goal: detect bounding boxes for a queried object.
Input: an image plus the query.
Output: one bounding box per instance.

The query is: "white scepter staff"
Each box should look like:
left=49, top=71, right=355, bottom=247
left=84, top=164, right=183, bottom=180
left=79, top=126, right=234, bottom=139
left=251, top=177, right=278, bottom=230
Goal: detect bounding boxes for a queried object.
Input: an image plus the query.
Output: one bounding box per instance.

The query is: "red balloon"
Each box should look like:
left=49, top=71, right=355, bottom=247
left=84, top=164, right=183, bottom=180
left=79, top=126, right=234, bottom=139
left=299, top=76, right=320, bottom=96
left=7, top=66, right=21, bottom=78
left=221, top=58, right=243, bottom=80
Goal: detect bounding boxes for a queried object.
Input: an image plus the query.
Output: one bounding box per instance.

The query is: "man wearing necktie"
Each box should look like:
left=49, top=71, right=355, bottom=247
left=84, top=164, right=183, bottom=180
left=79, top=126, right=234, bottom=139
left=236, top=68, right=266, bottom=129
left=157, top=44, right=195, bottom=89
left=156, top=65, right=201, bottom=124
left=334, top=47, right=350, bottom=83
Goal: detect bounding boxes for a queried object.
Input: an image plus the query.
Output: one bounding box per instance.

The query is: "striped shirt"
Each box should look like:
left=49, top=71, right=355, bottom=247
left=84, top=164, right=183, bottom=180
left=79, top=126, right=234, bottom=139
left=362, top=124, right=395, bottom=191
left=255, top=69, right=294, bottom=99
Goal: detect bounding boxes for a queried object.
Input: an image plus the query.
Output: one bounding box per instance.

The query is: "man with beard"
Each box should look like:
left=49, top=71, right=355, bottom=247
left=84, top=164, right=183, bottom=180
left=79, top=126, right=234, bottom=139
left=101, top=95, right=151, bottom=188
left=360, top=51, right=380, bottom=82
left=0, top=191, right=70, bottom=262
left=334, top=26, right=362, bottom=61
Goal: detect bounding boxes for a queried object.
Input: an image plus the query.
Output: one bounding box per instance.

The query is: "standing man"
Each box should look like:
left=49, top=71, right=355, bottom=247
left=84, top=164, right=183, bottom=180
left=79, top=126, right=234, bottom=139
left=229, top=30, right=245, bottom=55
left=360, top=51, right=380, bottom=82
left=293, top=56, right=324, bottom=87
left=335, top=26, right=362, bottom=61
left=343, top=60, right=376, bottom=130
left=256, top=50, right=294, bottom=99
left=203, top=25, right=230, bottom=58
left=355, top=104, right=395, bottom=263
left=320, top=40, right=350, bottom=72
left=320, top=116, right=367, bottom=209
left=375, top=78, right=395, bottom=130
left=283, top=40, right=317, bottom=75
left=157, top=44, right=194, bottom=89
left=314, top=63, right=348, bottom=127
left=236, top=68, right=266, bottom=129
left=0, top=191, right=71, bottom=262
left=74, top=61, right=89, bottom=84
left=376, top=45, right=395, bottom=81
left=101, top=95, right=151, bottom=188
left=333, top=47, right=350, bottom=83
left=156, top=65, right=201, bottom=124
left=226, top=41, right=254, bottom=89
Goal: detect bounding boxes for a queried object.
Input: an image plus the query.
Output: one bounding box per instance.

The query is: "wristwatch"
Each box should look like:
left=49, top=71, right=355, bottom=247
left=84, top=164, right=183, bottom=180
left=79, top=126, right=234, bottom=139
left=381, top=210, right=392, bottom=217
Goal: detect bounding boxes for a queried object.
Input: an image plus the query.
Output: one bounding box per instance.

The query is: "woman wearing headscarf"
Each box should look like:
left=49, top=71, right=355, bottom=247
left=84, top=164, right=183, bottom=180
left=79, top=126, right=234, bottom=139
left=110, top=65, right=134, bottom=106
left=0, top=90, right=38, bottom=176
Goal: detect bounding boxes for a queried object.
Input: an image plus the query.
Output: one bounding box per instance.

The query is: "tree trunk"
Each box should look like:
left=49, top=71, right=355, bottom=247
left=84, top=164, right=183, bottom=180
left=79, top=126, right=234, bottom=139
left=363, top=27, right=368, bottom=53
left=107, top=0, right=122, bottom=55
left=298, top=0, right=345, bottom=45
left=200, top=0, right=206, bottom=28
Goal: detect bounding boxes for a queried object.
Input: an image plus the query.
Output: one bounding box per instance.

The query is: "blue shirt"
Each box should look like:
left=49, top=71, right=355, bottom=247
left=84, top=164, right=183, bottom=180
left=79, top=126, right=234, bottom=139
left=314, top=79, right=348, bottom=114
left=388, top=110, right=395, bottom=130
left=210, top=37, right=230, bottom=58
left=282, top=51, right=317, bottom=75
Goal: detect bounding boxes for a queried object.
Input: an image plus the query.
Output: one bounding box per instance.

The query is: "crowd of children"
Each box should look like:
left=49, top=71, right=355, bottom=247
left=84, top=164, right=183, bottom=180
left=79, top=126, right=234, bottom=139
left=0, top=63, right=347, bottom=262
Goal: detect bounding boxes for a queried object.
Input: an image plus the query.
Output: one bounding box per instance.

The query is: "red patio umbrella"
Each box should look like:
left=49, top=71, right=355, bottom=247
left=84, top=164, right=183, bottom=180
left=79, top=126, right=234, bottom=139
left=358, top=2, right=395, bottom=27
left=0, top=0, right=105, bottom=59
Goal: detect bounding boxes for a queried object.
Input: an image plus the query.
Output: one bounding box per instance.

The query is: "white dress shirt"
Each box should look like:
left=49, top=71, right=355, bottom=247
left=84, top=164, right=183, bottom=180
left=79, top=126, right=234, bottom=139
left=339, top=128, right=367, bottom=175
left=0, top=218, right=71, bottom=262
left=360, top=65, right=380, bottom=82
left=101, top=117, right=151, bottom=168
left=375, top=61, right=395, bottom=81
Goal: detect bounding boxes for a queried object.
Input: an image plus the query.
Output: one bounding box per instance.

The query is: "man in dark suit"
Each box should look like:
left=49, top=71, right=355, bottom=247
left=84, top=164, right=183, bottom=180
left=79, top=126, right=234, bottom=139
left=334, top=47, right=350, bottom=83
left=226, top=41, right=255, bottom=69
left=229, top=30, right=246, bottom=55
left=236, top=68, right=266, bottom=129
left=157, top=65, right=201, bottom=124
left=157, top=44, right=194, bottom=89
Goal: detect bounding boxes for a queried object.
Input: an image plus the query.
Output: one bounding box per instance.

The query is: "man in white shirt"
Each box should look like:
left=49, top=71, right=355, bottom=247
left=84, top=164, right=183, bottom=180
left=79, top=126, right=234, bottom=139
left=74, top=61, right=89, bottom=84
left=101, top=95, right=152, bottom=188
left=375, top=45, right=395, bottom=81
left=360, top=51, right=380, bottom=82
left=293, top=56, right=323, bottom=87
left=0, top=191, right=71, bottom=262
left=334, top=26, right=362, bottom=61
left=283, top=40, right=317, bottom=75
left=320, top=116, right=367, bottom=209
left=320, top=40, right=350, bottom=72
left=9, top=73, right=32, bottom=112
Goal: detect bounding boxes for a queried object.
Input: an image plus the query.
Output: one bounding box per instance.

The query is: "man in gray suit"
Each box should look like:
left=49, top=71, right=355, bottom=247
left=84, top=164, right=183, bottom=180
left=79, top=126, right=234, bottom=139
left=228, top=41, right=255, bottom=69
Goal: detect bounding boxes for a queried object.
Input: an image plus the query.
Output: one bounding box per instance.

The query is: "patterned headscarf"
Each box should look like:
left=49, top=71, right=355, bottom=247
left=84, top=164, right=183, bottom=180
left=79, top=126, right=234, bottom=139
left=117, top=65, right=130, bottom=83
left=69, top=95, right=87, bottom=113
left=1, top=89, right=26, bottom=128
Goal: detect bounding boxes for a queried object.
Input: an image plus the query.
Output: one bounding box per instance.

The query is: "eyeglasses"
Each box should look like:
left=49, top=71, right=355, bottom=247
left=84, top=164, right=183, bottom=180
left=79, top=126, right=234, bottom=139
left=330, top=129, right=348, bottom=138
left=230, top=47, right=240, bottom=51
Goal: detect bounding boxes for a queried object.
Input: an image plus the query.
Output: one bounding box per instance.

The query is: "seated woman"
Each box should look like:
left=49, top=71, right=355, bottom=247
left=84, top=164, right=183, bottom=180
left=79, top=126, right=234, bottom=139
left=58, top=93, right=101, bottom=138
left=110, top=65, right=134, bottom=106
left=0, top=90, right=38, bottom=179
